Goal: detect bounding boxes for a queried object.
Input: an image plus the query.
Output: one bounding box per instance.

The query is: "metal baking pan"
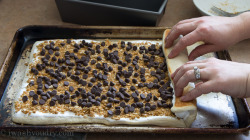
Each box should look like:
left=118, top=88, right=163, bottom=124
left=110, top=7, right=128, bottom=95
left=55, top=0, right=168, bottom=26
left=0, top=25, right=249, bottom=134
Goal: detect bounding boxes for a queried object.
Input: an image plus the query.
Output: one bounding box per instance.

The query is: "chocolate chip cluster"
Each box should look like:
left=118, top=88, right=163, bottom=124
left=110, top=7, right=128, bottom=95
left=23, top=39, right=173, bottom=117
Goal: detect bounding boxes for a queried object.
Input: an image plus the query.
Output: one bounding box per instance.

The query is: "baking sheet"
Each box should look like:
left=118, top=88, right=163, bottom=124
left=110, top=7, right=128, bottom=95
left=0, top=26, right=249, bottom=134
left=6, top=39, right=237, bottom=128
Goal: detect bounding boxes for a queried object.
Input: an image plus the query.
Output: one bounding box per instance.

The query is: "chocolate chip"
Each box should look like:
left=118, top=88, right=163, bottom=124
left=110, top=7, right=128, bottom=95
left=125, top=78, right=130, bottom=83
left=102, top=75, right=108, bottom=80
left=94, top=101, right=100, bottom=106
left=22, top=96, right=28, bottom=102
left=122, top=62, right=127, bottom=67
left=79, top=101, right=86, bottom=107
left=54, top=51, right=60, bottom=56
left=118, top=66, right=123, bottom=71
left=106, top=103, right=112, bottom=108
left=89, top=77, right=96, bottom=83
left=107, top=110, right=113, bottom=116
left=130, top=86, right=136, bottom=91
left=69, top=86, right=74, bottom=92
left=134, top=97, right=139, bottom=102
left=62, top=81, right=69, bottom=86
left=40, top=48, right=46, bottom=56
left=138, top=83, right=144, bottom=88
left=141, top=77, right=146, bottom=82
left=151, top=95, right=158, bottom=101
left=124, top=107, right=129, bottom=114
left=156, top=101, right=162, bottom=107
left=122, top=92, right=130, bottom=98
left=118, top=102, right=125, bottom=108
left=115, top=109, right=121, bottom=115
left=132, top=46, right=137, bottom=51
left=103, top=49, right=108, bottom=57
left=39, top=99, right=46, bottom=105
left=145, top=106, right=151, bottom=111
left=134, top=72, right=139, bottom=77
left=136, top=102, right=143, bottom=108
left=131, top=79, right=137, bottom=84
left=88, top=43, right=93, bottom=48
left=140, top=68, right=145, bottom=74
left=74, top=70, right=80, bottom=75
left=69, top=101, right=76, bottom=106
left=29, top=81, right=35, bottom=86
left=124, top=97, right=130, bottom=102
left=49, top=100, right=55, bottom=106
left=96, top=82, right=102, bottom=87
left=108, top=44, right=113, bottom=50
left=140, top=107, right=145, bottom=114
left=66, top=39, right=71, bottom=44
left=145, top=102, right=150, bottom=107
left=138, top=94, right=145, bottom=100
left=45, top=45, right=50, bottom=50
left=43, top=84, right=49, bottom=89
left=90, top=60, right=96, bottom=65
left=108, top=97, right=114, bottom=103
left=32, top=94, right=38, bottom=100
left=162, top=94, right=172, bottom=100
left=32, top=100, right=38, bottom=105
left=64, top=99, right=70, bottom=104
left=100, top=95, right=107, bottom=101
left=131, top=103, right=137, bottom=108
left=53, top=84, right=58, bottom=89
left=65, top=60, right=71, bottom=65
left=106, top=82, right=114, bottom=87
left=114, top=106, right=120, bottom=110
left=163, top=103, right=170, bottom=108
left=149, top=104, right=156, bottom=110
left=42, top=96, right=48, bottom=101
left=79, top=80, right=87, bottom=86
left=96, top=56, right=102, bottom=61
left=88, top=82, right=93, bottom=87
left=119, top=79, right=126, bottom=86
left=29, top=91, right=35, bottom=97
left=103, top=80, right=109, bottom=86
left=48, top=49, right=54, bottom=55
left=131, top=92, right=137, bottom=98
left=86, top=102, right=92, bottom=107
left=37, top=83, right=43, bottom=89
left=90, top=98, right=96, bottom=104
left=126, top=45, right=132, bottom=51
left=147, top=82, right=154, bottom=89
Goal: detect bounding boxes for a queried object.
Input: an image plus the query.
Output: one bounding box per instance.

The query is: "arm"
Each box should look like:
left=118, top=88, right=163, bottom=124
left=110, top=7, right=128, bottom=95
left=165, top=12, right=250, bottom=60
left=172, top=58, right=250, bottom=101
left=239, top=12, right=250, bottom=40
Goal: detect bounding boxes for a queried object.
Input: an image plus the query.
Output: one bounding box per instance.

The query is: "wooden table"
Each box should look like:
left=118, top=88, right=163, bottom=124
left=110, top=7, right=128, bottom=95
left=0, top=0, right=249, bottom=139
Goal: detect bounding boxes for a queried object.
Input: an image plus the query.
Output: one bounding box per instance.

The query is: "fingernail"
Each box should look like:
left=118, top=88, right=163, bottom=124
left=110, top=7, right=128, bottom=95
left=180, top=96, right=186, bottom=101
left=171, top=73, right=174, bottom=79
left=168, top=52, right=173, bottom=58
left=165, top=36, right=168, bottom=42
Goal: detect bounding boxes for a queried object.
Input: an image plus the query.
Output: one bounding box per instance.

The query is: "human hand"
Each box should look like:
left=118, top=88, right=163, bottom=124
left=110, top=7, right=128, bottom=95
left=171, top=58, right=250, bottom=101
left=165, top=15, right=246, bottom=60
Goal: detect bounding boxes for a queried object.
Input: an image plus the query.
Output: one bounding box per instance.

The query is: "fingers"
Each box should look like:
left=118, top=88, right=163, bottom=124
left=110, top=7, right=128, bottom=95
left=174, top=69, right=209, bottom=96
left=188, top=44, right=217, bottom=60
left=165, top=22, right=197, bottom=48
left=168, top=30, right=203, bottom=59
left=180, top=81, right=214, bottom=101
left=171, top=59, right=208, bottom=80
left=172, top=63, right=206, bottom=85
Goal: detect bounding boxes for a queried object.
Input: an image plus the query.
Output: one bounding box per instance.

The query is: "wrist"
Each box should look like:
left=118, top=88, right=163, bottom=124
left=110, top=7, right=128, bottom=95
left=237, top=12, right=250, bottom=40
